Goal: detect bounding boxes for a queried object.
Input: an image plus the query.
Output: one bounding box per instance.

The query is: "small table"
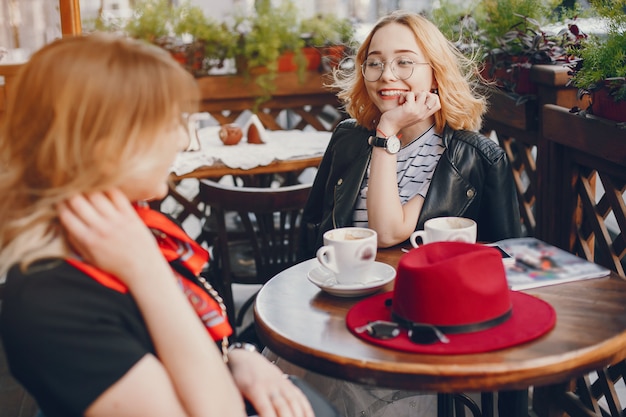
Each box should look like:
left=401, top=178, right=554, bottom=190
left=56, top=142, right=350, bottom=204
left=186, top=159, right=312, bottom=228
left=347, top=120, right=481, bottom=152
left=171, top=155, right=323, bottom=181
left=254, top=246, right=626, bottom=417
left=158, top=128, right=329, bottom=226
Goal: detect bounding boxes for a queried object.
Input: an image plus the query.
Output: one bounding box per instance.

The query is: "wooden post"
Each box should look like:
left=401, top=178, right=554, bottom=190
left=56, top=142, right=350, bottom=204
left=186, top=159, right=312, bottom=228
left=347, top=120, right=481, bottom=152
left=59, top=0, right=82, bottom=36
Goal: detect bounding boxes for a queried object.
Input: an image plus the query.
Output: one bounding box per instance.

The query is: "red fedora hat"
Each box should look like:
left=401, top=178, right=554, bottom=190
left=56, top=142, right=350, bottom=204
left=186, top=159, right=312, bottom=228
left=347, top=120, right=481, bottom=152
left=346, top=242, right=556, bottom=354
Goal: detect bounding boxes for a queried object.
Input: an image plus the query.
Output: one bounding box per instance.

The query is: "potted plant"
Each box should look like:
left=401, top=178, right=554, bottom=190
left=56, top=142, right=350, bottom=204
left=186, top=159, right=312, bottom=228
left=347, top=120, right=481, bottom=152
left=567, top=0, right=626, bottom=122
left=299, top=14, right=356, bottom=70
left=468, top=0, right=591, bottom=100
left=231, top=0, right=307, bottom=105
left=123, top=0, right=171, bottom=43
left=232, top=0, right=305, bottom=73
left=172, top=2, right=238, bottom=75
left=481, top=14, right=585, bottom=97
left=430, top=0, right=485, bottom=57
left=108, top=0, right=203, bottom=74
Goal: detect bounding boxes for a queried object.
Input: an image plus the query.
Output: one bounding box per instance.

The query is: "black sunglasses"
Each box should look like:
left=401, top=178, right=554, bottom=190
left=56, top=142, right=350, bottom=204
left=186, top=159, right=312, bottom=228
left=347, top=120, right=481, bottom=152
left=355, top=320, right=450, bottom=345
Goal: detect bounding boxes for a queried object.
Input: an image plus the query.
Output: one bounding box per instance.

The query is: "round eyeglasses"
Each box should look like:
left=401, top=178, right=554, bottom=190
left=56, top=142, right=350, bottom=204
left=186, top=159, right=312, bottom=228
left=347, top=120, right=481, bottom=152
left=361, top=56, right=430, bottom=82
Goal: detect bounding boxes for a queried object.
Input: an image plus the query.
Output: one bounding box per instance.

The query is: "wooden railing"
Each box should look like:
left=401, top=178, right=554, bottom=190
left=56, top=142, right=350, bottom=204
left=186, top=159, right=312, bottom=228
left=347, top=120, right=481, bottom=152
left=532, top=104, right=626, bottom=417
left=484, top=73, right=626, bottom=417
left=538, top=104, right=626, bottom=277
left=481, top=64, right=586, bottom=237
left=196, top=71, right=345, bottom=131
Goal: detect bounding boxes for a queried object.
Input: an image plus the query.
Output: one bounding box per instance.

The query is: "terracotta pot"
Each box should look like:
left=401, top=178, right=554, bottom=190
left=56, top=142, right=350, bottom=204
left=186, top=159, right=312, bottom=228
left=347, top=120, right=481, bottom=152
left=591, top=86, right=626, bottom=123
left=277, top=47, right=322, bottom=72
left=304, top=47, right=322, bottom=71
left=510, top=66, right=537, bottom=95
left=481, top=60, right=537, bottom=95
left=167, top=41, right=205, bottom=75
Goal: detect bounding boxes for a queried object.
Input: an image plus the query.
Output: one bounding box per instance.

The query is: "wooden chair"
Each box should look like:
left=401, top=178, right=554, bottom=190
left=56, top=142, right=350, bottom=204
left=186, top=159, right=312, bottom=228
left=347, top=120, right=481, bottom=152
left=197, top=179, right=312, bottom=337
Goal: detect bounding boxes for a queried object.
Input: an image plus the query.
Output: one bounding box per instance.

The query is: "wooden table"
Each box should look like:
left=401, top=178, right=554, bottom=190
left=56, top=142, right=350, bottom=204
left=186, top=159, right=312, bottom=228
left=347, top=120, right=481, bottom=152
left=170, top=154, right=322, bottom=182
left=254, top=246, right=626, bottom=417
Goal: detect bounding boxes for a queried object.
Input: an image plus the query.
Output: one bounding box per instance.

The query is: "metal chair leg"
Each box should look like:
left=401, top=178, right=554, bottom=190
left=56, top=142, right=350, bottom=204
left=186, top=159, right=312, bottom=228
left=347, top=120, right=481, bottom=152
left=438, top=393, right=454, bottom=417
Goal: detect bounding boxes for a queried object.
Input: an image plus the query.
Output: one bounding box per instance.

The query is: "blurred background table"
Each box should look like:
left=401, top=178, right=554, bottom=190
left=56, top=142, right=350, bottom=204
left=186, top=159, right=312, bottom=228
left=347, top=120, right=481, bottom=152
left=155, top=128, right=329, bottom=238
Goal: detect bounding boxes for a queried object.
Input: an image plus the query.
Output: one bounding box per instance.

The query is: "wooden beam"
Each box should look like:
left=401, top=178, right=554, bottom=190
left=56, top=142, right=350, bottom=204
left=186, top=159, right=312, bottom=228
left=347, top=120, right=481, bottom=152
left=59, top=0, right=82, bottom=36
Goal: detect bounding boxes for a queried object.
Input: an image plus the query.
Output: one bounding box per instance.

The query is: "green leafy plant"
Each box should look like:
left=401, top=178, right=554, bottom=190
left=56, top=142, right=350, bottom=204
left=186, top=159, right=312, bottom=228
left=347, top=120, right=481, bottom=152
left=299, top=13, right=356, bottom=71
left=173, top=2, right=238, bottom=72
left=430, top=0, right=484, bottom=56
left=568, top=0, right=626, bottom=103
left=430, top=0, right=584, bottom=99
left=232, top=0, right=307, bottom=106
left=233, top=0, right=304, bottom=72
left=483, top=15, right=586, bottom=83
left=299, top=14, right=355, bottom=47
left=472, top=0, right=588, bottom=99
left=123, top=0, right=171, bottom=43
left=474, top=0, right=561, bottom=51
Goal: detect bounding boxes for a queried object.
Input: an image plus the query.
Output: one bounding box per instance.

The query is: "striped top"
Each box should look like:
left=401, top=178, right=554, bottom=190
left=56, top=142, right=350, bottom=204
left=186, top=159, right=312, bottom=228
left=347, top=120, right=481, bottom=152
left=353, top=125, right=444, bottom=228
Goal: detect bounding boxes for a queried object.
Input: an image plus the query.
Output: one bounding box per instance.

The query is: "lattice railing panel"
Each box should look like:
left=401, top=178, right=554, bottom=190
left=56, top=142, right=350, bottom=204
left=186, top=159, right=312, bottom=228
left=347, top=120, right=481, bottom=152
left=499, top=135, right=537, bottom=237
left=202, top=105, right=344, bottom=133
left=570, top=165, right=626, bottom=278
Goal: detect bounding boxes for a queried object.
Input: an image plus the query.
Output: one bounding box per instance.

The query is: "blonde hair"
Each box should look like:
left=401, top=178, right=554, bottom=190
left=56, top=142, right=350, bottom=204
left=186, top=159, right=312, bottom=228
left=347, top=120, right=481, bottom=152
left=0, top=33, right=199, bottom=276
left=333, top=11, right=486, bottom=132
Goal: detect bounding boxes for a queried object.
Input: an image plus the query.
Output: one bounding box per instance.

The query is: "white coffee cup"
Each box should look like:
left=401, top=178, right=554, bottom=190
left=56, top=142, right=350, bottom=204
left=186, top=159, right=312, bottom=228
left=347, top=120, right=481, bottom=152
left=316, top=227, right=377, bottom=285
left=410, top=217, right=477, bottom=248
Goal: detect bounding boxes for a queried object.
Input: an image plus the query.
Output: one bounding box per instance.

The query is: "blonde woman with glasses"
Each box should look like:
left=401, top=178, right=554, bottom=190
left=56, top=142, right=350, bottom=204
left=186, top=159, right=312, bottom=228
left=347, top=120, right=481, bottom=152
left=287, top=10, right=523, bottom=415
left=298, top=10, right=521, bottom=261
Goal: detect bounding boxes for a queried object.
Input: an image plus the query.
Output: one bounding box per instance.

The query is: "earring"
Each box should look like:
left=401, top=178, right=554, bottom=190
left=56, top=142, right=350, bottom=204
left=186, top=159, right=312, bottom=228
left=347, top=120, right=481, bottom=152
left=431, top=88, right=439, bottom=95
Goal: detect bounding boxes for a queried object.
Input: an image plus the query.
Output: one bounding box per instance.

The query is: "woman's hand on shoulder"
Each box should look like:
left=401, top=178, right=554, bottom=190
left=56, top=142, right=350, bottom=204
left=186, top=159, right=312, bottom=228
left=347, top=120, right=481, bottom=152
left=227, top=349, right=314, bottom=417
left=58, top=189, right=163, bottom=282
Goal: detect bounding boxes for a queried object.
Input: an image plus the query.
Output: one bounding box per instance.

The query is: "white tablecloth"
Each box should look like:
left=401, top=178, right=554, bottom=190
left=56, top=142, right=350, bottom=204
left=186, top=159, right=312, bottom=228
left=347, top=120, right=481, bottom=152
left=172, top=126, right=332, bottom=176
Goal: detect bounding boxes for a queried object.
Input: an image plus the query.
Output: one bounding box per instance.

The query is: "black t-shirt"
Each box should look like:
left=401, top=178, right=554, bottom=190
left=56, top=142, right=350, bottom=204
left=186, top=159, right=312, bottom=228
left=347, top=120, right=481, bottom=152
left=0, top=259, right=154, bottom=417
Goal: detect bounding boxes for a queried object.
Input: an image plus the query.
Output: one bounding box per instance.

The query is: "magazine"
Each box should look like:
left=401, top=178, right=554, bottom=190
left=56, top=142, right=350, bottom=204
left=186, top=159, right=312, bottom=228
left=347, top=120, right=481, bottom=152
left=494, top=237, right=611, bottom=290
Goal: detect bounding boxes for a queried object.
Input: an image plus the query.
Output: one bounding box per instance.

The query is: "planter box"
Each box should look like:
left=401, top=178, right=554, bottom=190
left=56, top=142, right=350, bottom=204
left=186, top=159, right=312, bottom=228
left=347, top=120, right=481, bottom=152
left=485, top=89, right=538, bottom=131
left=484, top=65, right=585, bottom=132
left=591, top=88, right=626, bottom=123
left=196, top=71, right=333, bottom=105
left=542, top=104, right=626, bottom=166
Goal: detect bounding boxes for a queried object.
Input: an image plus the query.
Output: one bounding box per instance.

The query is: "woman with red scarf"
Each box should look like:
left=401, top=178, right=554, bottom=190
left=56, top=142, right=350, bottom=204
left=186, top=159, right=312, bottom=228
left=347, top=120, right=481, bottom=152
left=0, top=33, right=314, bottom=417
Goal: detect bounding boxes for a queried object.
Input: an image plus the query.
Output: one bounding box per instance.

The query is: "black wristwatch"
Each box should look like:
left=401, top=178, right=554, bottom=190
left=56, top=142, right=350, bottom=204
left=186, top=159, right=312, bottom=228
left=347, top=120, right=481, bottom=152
left=368, top=135, right=401, bottom=154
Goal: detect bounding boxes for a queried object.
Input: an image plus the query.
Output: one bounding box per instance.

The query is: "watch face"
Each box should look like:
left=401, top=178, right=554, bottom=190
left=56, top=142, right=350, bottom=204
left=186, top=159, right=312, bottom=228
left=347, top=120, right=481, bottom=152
left=386, top=136, right=401, bottom=154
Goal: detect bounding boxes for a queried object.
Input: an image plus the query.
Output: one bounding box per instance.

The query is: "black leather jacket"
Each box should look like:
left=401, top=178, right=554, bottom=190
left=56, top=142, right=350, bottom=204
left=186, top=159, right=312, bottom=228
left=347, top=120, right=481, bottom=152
left=298, top=119, right=521, bottom=260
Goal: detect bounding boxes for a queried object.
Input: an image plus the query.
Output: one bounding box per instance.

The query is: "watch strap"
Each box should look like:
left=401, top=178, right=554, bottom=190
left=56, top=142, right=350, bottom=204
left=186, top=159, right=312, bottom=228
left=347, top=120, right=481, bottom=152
left=369, top=135, right=388, bottom=148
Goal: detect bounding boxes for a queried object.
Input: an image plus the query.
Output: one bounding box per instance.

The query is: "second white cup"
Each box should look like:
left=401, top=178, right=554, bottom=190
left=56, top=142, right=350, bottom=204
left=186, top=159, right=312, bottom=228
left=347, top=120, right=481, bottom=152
left=316, top=227, right=377, bottom=285
left=410, top=217, right=477, bottom=248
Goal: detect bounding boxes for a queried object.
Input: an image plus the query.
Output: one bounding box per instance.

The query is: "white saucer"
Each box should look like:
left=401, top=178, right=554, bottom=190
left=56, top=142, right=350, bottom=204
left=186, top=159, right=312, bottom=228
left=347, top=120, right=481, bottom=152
left=306, top=261, right=396, bottom=297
